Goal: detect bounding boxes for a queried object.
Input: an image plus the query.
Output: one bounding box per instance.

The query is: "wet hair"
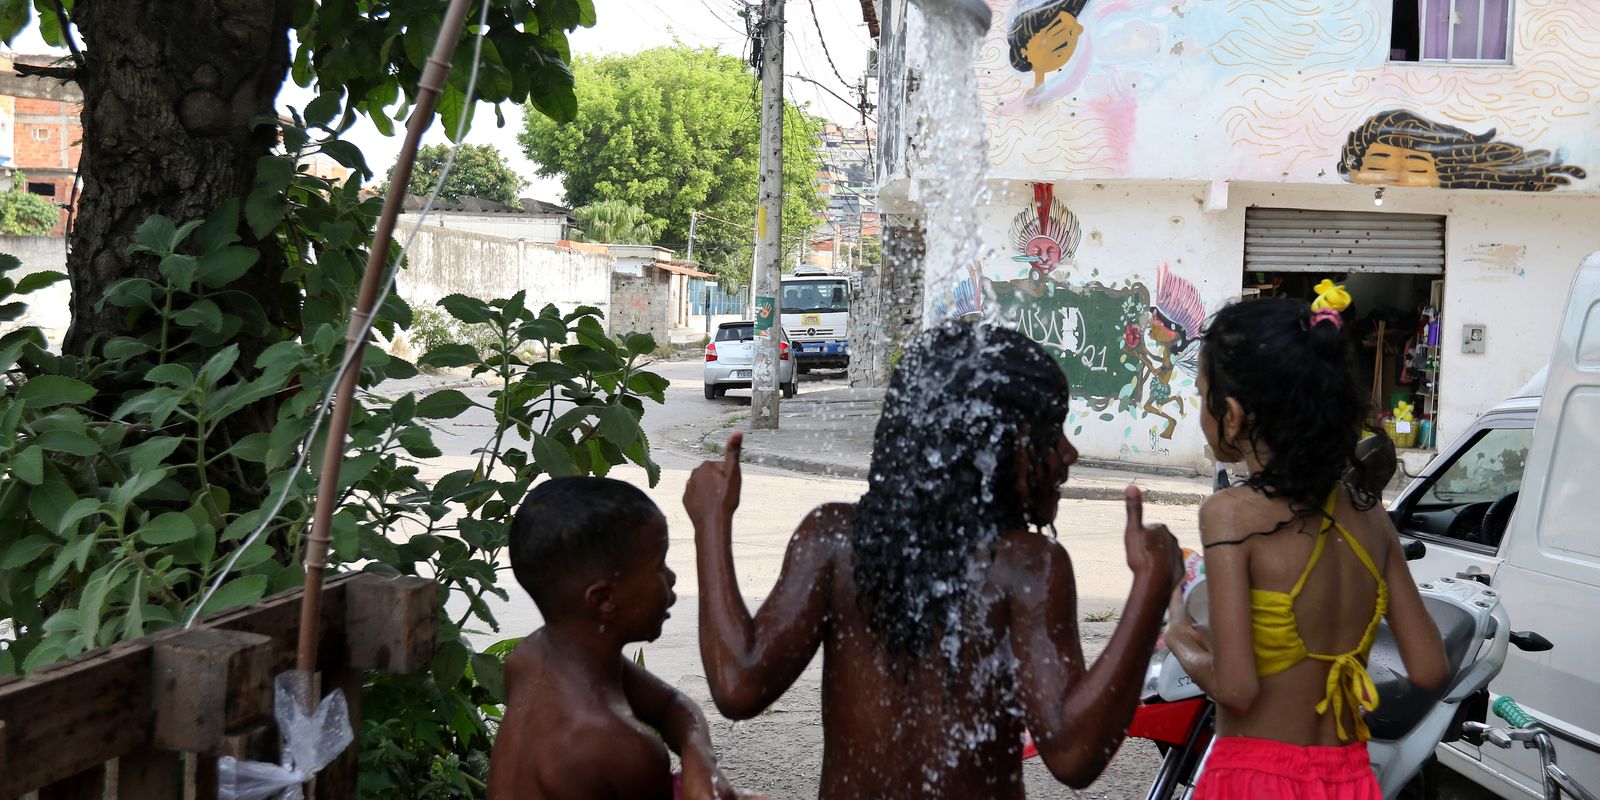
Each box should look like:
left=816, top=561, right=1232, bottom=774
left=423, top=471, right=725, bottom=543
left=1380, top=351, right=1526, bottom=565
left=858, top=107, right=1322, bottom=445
left=1200, top=298, right=1381, bottom=519
left=509, top=477, right=662, bottom=616
left=1338, top=110, right=1587, bottom=192
left=852, top=320, right=1071, bottom=668
left=1007, top=0, right=1090, bottom=73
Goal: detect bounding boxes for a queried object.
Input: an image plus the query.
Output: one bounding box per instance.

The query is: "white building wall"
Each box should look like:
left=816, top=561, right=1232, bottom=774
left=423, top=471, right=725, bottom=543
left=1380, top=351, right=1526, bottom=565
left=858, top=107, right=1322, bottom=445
left=397, top=212, right=568, bottom=243
left=399, top=227, right=612, bottom=327
left=967, top=180, right=1600, bottom=468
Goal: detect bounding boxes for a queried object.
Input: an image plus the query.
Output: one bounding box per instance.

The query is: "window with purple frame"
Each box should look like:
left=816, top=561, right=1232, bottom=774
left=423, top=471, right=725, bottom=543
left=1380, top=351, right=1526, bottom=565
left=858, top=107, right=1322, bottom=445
left=1391, top=0, right=1512, bottom=62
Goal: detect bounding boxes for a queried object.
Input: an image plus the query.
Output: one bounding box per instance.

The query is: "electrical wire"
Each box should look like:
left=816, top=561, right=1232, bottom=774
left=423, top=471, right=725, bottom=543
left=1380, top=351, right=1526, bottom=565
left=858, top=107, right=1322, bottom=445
left=805, top=0, right=854, bottom=91
left=186, top=0, right=492, bottom=627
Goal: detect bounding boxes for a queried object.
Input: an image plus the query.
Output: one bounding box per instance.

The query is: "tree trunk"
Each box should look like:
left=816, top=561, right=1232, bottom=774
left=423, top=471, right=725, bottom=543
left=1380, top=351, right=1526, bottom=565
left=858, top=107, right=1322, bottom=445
left=64, top=0, right=296, bottom=359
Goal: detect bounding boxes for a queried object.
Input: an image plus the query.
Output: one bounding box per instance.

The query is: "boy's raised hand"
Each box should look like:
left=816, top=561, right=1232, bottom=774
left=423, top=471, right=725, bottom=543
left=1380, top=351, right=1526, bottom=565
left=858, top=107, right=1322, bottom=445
left=684, top=432, right=743, bottom=530
left=1123, top=486, right=1182, bottom=588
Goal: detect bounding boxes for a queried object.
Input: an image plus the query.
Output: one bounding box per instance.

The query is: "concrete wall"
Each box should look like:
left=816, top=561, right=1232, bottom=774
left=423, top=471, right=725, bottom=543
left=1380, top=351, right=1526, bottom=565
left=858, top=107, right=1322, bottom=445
left=609, top=271, right=669, bottom=347
left=975, top=0, right=1600, bottom=192
left=397, top=212, right=568, bottom=244
left=399, top=226, right=612, bottom=328
left=0, top=235, right=67, bottom=347
left=952, top=179, right=1600, bottom=469
left=848, top=216, right=925, bottom=388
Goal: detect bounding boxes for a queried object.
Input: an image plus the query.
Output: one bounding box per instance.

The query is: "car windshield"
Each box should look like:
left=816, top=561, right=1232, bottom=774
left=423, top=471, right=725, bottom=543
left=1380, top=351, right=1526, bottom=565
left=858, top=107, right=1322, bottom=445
left=781, top=280, right=848, bottom=313
left=1422, top=427, right=1533, bottom=505
left=716, top=325, right=754, bottom=342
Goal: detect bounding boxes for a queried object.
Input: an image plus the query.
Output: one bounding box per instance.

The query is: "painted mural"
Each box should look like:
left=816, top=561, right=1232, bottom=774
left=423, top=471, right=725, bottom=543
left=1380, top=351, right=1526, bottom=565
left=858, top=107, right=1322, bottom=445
left=1339, top=110, right=1587, bottom=192
left=1009, top=182, right=1082, bottom=282
left=988, top=189, right=1204, bottom=441
left=975, top=0, right=1600, bottom=188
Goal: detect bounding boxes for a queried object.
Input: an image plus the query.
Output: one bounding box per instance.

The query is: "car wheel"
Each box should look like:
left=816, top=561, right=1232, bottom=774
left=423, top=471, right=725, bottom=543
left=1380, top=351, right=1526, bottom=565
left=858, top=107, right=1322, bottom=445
left=782, top=380, right=796, bottom=399
left=704, top=384, right=717, bottom=400
left=798, top=364, right=811, bottom=375
left=713, top=386, right=727, bottom=398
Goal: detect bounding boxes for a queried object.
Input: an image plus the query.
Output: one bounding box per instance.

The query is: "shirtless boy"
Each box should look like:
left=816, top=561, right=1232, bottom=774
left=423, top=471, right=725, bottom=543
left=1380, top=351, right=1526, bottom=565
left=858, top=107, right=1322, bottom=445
left=488, top=477, right=752, bottom=799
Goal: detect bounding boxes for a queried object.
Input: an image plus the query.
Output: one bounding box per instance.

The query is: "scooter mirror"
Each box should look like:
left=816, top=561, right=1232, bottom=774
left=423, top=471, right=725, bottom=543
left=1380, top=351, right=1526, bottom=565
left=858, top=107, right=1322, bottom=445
left=1402, top=539, right=1426, bottom=561
left=1509, top=630, right=1554, bottom=653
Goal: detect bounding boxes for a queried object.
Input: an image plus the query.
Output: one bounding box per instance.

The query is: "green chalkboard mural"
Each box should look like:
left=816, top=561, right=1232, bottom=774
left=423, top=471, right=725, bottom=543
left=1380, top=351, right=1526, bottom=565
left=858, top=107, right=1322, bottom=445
left=989, top=262, right=1204, bottom=440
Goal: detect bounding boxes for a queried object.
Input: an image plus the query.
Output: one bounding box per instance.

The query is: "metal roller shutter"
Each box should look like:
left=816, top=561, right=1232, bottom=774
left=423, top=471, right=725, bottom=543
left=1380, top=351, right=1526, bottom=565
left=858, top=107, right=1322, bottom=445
left=1245, top=208, right=1445, bottom=274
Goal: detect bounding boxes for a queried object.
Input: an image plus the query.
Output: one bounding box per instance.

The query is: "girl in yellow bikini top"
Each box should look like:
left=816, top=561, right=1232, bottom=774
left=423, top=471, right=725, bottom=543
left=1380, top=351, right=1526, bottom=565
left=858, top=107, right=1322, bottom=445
left=1250, top=490, right=1389, bottom=741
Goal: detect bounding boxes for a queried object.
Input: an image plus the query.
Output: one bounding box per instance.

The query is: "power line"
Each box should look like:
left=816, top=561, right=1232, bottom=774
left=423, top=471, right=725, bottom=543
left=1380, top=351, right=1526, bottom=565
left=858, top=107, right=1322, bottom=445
left=806, top=0, right=854, bottom=91
left=694, top=0, right=751, bottom=37
left=787, top=73, right=875, bottom=122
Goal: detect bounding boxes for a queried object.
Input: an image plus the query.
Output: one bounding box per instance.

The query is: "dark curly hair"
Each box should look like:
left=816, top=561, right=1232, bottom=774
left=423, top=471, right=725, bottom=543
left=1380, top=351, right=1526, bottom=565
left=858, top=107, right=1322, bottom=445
left=852, top=320, right=1071, bottom=669
left=1007, top=0, right=1090, bottom=73
left=1200, top=299, right=1382, bottom=517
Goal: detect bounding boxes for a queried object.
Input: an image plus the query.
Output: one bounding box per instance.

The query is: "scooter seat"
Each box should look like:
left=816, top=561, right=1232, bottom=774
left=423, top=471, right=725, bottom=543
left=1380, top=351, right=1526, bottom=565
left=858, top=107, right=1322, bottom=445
left=1364, top=596, right=1480, bottom=740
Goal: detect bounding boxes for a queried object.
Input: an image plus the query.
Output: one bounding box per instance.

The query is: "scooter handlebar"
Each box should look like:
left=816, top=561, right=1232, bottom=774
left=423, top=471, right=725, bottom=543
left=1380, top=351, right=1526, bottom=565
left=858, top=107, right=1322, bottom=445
left=1494, top=696, right=1537, bottom=729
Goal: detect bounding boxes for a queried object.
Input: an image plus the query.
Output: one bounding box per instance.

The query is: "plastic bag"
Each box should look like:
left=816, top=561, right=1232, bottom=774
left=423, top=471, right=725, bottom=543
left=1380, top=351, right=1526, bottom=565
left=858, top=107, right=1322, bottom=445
left=217, top=670, right=353, bottom=800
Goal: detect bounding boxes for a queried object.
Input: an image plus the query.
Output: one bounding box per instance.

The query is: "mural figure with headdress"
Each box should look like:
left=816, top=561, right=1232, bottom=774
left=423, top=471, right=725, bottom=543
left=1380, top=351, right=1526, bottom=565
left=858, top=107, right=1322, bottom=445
left=1009, top=182, right=1082, bottom=286
left=1127, top=263, right=1204, bottom=439
left=1339, top=110, right=1586, bottom=192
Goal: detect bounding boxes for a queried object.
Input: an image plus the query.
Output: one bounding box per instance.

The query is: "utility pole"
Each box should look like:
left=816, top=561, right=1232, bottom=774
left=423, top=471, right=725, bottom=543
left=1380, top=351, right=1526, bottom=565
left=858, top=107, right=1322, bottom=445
left=750, top=0, right=784, bottom=429
left=687, top=209, right=698, bottom=262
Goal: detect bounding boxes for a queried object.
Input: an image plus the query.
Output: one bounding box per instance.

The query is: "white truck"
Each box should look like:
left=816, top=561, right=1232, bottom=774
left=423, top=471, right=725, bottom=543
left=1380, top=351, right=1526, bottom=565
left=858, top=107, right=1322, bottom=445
left=779, top=266, right=850, bottom=373
left=1392, top=252, right=1600, bottom=798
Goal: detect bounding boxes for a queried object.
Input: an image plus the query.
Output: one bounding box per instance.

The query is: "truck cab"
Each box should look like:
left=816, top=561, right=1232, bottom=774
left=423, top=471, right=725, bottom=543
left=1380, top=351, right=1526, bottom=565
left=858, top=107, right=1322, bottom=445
left=1390, top=253, right=1600, bottom=798
left=779, top=266, right=850, bottom=372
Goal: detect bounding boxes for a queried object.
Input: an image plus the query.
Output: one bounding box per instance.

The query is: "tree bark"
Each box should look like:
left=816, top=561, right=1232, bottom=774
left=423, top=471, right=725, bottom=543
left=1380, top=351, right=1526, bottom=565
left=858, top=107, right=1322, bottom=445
left=64, top=0, right=297, bottom=358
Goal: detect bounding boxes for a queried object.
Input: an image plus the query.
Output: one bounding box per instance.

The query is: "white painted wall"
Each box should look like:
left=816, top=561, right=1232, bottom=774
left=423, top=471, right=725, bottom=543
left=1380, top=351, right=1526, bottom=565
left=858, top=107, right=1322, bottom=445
left=957, top=180, right=1600, bottom=468
left=399, top=226, right=612, bottom=326
left=0, top=235, right=67, bottom=349
left=397, top=212, right=568, bottom=243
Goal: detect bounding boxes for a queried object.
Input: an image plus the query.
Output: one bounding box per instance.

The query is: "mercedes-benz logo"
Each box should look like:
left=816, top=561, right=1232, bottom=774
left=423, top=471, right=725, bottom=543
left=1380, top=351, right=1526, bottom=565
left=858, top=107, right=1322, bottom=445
left=807, top=327, right=817, bottom=337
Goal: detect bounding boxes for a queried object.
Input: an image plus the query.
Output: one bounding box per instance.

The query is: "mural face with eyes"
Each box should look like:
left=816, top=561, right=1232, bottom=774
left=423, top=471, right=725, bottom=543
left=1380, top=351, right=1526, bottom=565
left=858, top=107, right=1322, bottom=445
left=1350, top=142, right=1441, bottom=188
left=1007, top=0, right=1092, bottom=88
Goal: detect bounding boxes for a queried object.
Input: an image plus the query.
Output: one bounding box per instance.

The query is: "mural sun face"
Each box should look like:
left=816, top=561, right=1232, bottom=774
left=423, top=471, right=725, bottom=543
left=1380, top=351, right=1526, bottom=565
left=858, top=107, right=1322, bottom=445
left=1023, top=12, right=1084, bottom=85
left=1352, top=142, right=1441, bottom=188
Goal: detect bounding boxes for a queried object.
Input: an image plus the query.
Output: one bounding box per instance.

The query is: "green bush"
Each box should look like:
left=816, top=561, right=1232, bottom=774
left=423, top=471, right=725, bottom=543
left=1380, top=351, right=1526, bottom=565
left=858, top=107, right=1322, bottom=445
left=0, top=173, right=59, bottom=237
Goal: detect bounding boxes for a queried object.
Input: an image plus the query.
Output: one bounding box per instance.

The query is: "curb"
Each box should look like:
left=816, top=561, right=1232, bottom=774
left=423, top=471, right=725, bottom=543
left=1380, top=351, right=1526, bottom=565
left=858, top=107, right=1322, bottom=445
left=696, top=432, right=1208, bottom=504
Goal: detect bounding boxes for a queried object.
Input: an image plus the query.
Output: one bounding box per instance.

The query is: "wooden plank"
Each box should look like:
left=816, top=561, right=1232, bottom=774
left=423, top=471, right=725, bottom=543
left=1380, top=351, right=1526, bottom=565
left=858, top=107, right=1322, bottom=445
left=37, top=763, right=105, bottom=799
left=207, top=572, right=361, bottom=678
left=116, top=746, right=183, bottom=799
left=184, top=754, right=217, bottom=800
left=344, top=573, right=438, bottom=673
left=312, top=667, right=364, bottom=800
left=0, top=644, right=151, bottom=797
left=150, top=628, right=275, bottom=754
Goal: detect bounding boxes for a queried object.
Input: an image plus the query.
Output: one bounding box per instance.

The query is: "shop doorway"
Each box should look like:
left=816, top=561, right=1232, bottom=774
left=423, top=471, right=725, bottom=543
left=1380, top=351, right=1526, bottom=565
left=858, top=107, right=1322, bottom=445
left=1243, top=208, right=1446, bottom=450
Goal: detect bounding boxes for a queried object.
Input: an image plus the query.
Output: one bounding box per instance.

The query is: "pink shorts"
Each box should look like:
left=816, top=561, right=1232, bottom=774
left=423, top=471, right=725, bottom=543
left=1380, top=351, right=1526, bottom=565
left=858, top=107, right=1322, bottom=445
left=1193, top=736, right=1380, bottom=800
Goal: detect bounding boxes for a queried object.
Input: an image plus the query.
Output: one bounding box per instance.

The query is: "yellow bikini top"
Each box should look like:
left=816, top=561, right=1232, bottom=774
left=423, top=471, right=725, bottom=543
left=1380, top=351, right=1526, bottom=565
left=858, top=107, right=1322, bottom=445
left=1249, top=490, right=1389, bottom=741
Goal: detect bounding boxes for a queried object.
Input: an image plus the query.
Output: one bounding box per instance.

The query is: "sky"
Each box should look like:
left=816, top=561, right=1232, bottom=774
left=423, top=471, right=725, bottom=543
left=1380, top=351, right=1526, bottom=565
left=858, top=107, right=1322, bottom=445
left=6, top=0, right=875, bottom=205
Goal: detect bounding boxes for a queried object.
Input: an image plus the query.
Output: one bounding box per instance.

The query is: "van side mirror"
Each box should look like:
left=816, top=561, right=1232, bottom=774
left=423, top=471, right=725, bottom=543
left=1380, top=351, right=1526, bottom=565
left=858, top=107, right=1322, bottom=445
left=1510, top=630, right=1554, bottom=652
left=1402, top=539, right=1427, bottom=561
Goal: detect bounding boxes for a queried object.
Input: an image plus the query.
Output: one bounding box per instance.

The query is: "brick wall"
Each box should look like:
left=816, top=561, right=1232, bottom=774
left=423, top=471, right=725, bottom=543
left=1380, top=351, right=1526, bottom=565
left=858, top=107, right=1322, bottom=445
left=847, top=215, right=923, bottom=388
left=13, top=97, right=81, bottom=236
left=609, top=270, right=670, bottom=349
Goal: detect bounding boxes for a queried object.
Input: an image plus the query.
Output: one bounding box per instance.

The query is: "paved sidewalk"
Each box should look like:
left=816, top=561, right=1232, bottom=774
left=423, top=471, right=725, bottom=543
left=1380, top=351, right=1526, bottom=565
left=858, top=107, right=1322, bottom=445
left=691, top=388, right=1215, bottom=505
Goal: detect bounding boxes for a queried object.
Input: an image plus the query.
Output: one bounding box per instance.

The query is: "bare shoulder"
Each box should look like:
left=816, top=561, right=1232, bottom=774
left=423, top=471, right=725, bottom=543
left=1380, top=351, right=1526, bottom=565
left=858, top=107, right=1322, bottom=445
left=994, top=530, right=1072, bottom=591
left=1199, top=486, right=1290, bottom=547
left=796, top=502, right=854, bottom=548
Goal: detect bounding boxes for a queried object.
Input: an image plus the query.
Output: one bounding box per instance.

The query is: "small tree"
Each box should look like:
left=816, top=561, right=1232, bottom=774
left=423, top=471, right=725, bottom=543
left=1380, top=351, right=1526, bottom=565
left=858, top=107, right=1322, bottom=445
left=571, top=199, right=663, bottom=245
left=397, top=143, right=529, bottom=206
left=0, top=172, right=60, bottom=236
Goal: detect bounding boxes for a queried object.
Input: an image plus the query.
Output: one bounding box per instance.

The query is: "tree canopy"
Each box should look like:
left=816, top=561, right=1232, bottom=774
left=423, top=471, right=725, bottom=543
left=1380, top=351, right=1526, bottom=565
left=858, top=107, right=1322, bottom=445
left=519, top=46, right=823, bottom=282
left=571, top=199, right=662, bottom=244
left=396, top=143, right=529, bottom=205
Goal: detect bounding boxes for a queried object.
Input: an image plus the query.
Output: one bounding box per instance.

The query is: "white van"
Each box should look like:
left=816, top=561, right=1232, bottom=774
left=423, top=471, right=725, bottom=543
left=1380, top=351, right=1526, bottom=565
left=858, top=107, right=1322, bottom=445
left=779, top=266, right=850, bottom=372
left=1390, top=252, right=1600, bottom=798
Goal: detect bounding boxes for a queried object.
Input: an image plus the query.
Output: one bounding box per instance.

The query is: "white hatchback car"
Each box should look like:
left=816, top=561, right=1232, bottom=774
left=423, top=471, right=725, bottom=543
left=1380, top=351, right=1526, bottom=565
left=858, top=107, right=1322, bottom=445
left=703, top=321, right=797, bottom=400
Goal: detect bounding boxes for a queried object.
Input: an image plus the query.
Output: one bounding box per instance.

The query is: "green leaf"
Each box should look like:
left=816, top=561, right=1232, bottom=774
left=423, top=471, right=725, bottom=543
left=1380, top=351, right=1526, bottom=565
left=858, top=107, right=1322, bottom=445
left=224, top=432, right=271, bottom=464
left=131, top=214, right=178, bottom=255
left=16, top=375, right=96, bottom=408
left=35, top=429, right=101, bottom=457
left=255, top=155, right=295, bottom=192
left=158, top=253, right=199, bottom=289
left=197, top=574, right=269, bottom=616
left=470, top=651, right=507, bottom=702
left=624, top=430, right=661, bottom=487
left=194, top=199, right=242, bottom=253
left=418, top=343, right=480, bottom=370
left=146, top=363, right=195, bottom=388
left=317, top=139, right=371, bottom=178
left=173, top=298, right=224, bottom=332
left=54, top=498, right=101, bottom=538
left=432, top=639, right=470, bottom=688
left=438, top=294, right=493, bottom=325
left=530, top=433, right=576, bottom=477
left=139, top=511, right=197, bottom=545
left=198, top=344, right=241, bottom=386
left=0, top=534, right=52, bottom=569
left=416, top=389, right=474, bottom=419
left=125, top=436, right=183, bottom=472
left=626, top=371, right=670, bottom=401
left=438, top=84, right=474, bottom=142
left=597, top=405, right=640, bottom=450
left=10, top=444, right=43, bottom=484
left=304, top=92, right=343, bottom=127
left=28, top=480, right=74, bottom=531
left=196, top=246, right=258, bottom=288
left=108, top=467, right=170, bottom=509
left=621, top=332, right=656, bottom=357
left=245, top=186, right=290, bottom=238
left=397, top=426, right=442, bottom=459
left=103, top=336, right=153, bottom=361
left=15, top=270, right=65, bottom=294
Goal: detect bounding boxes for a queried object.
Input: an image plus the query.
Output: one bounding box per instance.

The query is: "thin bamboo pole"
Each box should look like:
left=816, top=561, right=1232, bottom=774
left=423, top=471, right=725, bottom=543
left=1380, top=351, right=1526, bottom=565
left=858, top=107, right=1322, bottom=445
left=295, top=0, right=477, bottom=678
